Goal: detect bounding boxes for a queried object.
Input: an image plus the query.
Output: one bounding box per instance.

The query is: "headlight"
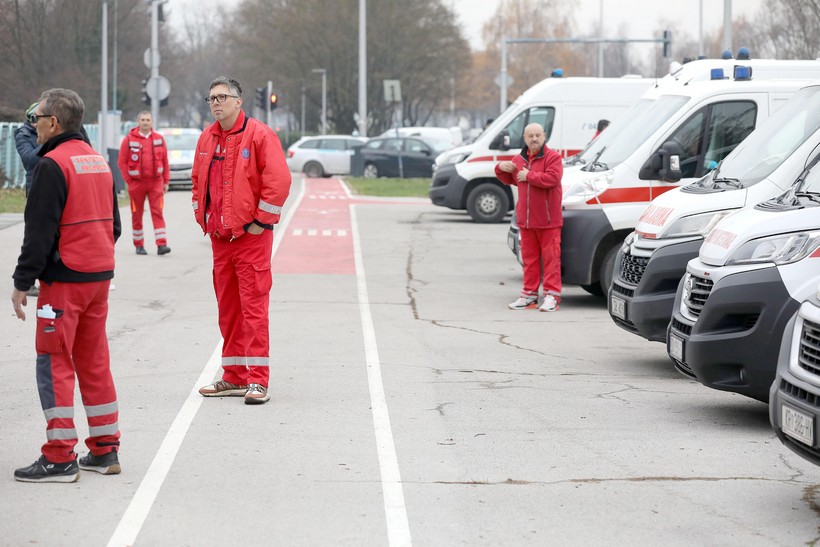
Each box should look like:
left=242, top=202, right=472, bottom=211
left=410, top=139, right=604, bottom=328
left=562, top=170, right=615, bottom=204
left=437, top=151, right=469, bottom=166
left=725, top=231, right=820, bottom=266
left=659, top=210, right=737, bottom=239
left=620, top=231, right=636, bottom=253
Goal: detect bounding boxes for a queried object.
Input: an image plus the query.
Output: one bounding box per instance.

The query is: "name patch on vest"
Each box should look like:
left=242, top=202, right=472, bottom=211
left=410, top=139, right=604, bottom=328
left=71, top=155, right=112, bottom=174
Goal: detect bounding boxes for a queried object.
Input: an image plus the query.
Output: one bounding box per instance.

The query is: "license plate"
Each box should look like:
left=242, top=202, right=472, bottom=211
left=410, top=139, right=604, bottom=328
left=610, top=295, right=626, bottom=320
left=669, top=334, right=684, bottom=362
left=782, top=404, right=814, bottom=446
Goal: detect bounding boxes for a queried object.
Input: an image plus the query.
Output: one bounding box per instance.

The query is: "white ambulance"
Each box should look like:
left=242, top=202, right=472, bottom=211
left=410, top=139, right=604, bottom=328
left=770, top=276, right=820, bottom=464
left=560, top=61, right=820, bottom=296
left=668, top=159, right=820, bottom=402
left=611, top=79, right=820, bottom=343
left=429, top=75, right=655, bottom=223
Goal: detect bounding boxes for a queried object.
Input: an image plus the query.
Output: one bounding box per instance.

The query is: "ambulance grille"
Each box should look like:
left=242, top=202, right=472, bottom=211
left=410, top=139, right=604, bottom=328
left=618, top=253, right=648, bottom=286
left=684, top=275, right=713, bottom=317
left=799, top=319, right=820, bottom=377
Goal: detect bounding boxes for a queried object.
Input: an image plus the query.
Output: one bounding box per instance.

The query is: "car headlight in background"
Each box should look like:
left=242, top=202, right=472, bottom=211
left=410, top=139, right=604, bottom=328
left=562, top=170, right=615, bottom=204
left=726, top=231, right=820, bottom=266
left=659, top=210, right=737, bottom=239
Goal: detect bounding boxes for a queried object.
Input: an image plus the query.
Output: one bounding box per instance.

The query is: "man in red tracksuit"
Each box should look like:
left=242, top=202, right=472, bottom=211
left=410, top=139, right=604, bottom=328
left=192, top=76, right=291, bottom=405
left=495, top=122, right=564, bottom=312
left=118, top=111, right=171, bottom=256
left=11, top=88, right=122, bottom=482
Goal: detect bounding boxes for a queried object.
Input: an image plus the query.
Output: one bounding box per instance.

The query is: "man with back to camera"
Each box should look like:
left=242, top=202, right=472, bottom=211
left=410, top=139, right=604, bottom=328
left=495, top=122, right=564, bottom=312
left=11, top=88, right=122, bottom=482
left=192, top=76, right=291, bottom=405
left=118, top=111, right=171, bottom=256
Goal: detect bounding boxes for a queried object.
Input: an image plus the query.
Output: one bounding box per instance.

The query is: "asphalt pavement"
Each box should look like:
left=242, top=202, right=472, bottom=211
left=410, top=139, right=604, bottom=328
left=0, top=175, right=818, bottom=546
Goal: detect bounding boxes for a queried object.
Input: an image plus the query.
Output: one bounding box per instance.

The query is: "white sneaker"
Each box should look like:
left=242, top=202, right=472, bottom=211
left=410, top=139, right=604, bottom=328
left=540, top=295, right=559, bottom=312
left=509, top=296, right=538, bottom=310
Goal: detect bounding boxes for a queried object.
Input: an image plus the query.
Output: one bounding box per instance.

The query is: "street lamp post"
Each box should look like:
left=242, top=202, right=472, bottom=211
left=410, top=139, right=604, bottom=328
left=311, top=68, right=327, bottom=135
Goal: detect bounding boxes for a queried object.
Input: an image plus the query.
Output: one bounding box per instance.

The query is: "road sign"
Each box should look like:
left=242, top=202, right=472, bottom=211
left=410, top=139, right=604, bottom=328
left=143, top=48, right=160, bottom=69
left=383, top=80, right=401, bottom=103
left=494, top=74, right=514, bottom=88
left=145, top=75, right=171, bottom=101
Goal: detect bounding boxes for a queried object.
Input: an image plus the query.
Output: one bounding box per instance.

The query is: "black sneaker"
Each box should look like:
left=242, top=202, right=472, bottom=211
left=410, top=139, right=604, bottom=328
left=78, top=450, right=121, bottom=475
left=157, top=245, right=171, bottom=255
left=14, top=455, right=79, bottom=483
left=135, top=246, right=147, bottom=255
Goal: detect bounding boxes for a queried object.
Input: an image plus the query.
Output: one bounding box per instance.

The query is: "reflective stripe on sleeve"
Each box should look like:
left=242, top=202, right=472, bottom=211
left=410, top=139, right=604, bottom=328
left=257, top=200, right=282, bottom=215
left=193, top=201, right=199, bottom=211
left=128, top=169, right=140, bottom=176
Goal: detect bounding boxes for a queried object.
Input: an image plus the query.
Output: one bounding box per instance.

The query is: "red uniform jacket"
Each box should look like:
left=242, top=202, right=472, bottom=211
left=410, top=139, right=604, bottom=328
left=191, top=112, right=291, bottom=239
left=495, top=145, right=563, bottom=229
left=117, top=127, right=169, bottom=185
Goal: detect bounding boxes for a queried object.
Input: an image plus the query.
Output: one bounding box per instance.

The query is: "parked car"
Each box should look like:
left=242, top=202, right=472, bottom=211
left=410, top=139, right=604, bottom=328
left=379, top=126, right=463, bottom=147
left=286, top=135, right=367, bottom=178
left=157, top=127, right=202, bottom=189
left=360, top=137, right=452, bottom=178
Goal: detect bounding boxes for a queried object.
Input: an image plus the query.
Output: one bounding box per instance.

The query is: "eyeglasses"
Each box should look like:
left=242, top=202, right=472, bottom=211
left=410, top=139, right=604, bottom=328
left=203, top=94, right=239, bottom=105
left=27, top=113, right=54, bottom=124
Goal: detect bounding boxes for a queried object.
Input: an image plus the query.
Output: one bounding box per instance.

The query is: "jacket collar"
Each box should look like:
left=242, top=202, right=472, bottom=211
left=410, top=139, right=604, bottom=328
left=38, top=131, right=86, bottom=157
left=208, top=109, right=248, bottom=137
left=519, top=144, right=546, bottom=162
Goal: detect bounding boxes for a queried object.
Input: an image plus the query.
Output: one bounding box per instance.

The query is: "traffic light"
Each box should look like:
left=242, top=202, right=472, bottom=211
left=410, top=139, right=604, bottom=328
left=141, top=79, right=150, bottom=105
left=269, top=93, right=278, bottom=111
left=662, top=30, right=672, bottom=58
left=255, top=87, right=266, bottom=110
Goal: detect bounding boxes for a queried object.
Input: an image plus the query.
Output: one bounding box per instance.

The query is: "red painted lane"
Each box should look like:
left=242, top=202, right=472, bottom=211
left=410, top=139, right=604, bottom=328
left=272, top=178, right=355, bottom=274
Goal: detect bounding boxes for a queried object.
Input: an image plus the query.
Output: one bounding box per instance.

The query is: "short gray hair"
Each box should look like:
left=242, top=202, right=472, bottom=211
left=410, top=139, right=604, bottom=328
left=209, top=76, right=242, bottom=97
left=38, top=88, right=84, bottom=132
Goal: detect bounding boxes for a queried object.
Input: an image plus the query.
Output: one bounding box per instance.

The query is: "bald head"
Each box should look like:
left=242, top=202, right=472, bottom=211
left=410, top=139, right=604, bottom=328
left=523, top=123, right=545, bottom=154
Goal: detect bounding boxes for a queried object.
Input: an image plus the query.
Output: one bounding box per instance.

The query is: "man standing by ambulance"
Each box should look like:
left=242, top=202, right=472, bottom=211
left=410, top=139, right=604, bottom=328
left=495, top=123, right=564, bottom=312
left=11, top=88, right=122, bottom=482
left=192, top=76, right=291, bottom=405
left=118, top=111, right=171, bottom=256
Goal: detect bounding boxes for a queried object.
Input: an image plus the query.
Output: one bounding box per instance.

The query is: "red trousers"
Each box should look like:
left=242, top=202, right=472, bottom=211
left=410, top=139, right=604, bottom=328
left=211, top=230, right=273, bottom=387
left=128, top=180, right=167, bottom=247
left=520, top=226, right=562, bottom=300
left=35, top=281, right=119, bottom=463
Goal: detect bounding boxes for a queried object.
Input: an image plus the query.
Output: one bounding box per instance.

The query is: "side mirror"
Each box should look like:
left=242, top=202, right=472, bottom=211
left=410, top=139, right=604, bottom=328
left=638, top=141, right=683, bottom=182
left=490, top=131, right=510, bottom=151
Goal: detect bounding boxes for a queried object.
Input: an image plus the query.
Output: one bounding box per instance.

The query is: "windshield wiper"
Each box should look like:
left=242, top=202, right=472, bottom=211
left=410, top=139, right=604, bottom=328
left=564, top=155, right=585, bottom=166
left=794, top=191, right=820, bottom=204
left=711, top=177, right=742, bottom=189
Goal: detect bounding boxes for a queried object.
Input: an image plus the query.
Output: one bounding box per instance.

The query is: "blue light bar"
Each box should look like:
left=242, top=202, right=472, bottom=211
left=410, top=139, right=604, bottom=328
left=711, top=68, right=725, bottom=80
left=734, top=65, right=752, bottom=80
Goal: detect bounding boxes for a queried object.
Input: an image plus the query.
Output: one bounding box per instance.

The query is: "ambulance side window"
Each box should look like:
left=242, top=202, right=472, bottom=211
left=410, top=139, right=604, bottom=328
left=498, top=107, right=555, bottom=150
left=667, top=110, right=704, bottom=179
left=702, top=101, right=757, bottom=168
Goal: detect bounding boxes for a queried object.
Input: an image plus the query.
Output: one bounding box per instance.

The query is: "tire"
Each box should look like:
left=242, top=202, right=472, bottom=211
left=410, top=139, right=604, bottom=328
left=303, top=161, right=324, bottom=178
left=598, top=244, right=619, bottom=297
left=581, top=284, right=604, bottom=296
left=363, top=163, right=379, bottom=178
left=466, top=183, right=509, bottom=223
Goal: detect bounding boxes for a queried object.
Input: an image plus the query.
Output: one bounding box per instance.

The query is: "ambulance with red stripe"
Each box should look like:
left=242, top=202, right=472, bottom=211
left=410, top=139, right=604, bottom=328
left=667, top=152, right=820, bottom=403
left=429, top=76, right=654, bottom=223
left=611, top=78, right=820, bottom=343
left=561, top=61, right=820, bottom=296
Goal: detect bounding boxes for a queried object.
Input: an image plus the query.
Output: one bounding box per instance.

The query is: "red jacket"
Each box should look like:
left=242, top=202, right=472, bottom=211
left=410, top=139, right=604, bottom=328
left=191, top=112, right=291, bottom=239
left=495, top=145, right=563, bottom=229
left=117, top=127, right=169, bottom=185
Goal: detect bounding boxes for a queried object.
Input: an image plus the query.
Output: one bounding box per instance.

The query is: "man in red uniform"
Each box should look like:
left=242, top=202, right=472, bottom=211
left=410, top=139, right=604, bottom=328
left=192, top=76, right=291, bottom=405
left=495, top=123, right=564, bottom=312
left=11, top=88, right=122, bottom=482
left=118, top=111, right=171, bottom=256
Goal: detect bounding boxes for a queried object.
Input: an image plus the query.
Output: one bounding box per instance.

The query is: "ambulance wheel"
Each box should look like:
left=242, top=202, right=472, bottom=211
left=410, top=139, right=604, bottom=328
left=598, top=244, right=619, bottom=297
left=363, top=163, right=380, bottom=178
left=303, top=161, right=325, bottom=178
left=466, top=183, right=509, bottom=223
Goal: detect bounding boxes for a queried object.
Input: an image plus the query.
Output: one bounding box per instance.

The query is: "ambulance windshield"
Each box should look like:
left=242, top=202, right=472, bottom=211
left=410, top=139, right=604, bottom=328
left=571, top=98, right=655, bottom=164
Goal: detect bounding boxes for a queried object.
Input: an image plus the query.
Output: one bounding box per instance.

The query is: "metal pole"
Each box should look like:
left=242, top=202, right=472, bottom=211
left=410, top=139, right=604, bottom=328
left=358, top=0, right=367, bottom=136
left=722, top=0, right=732, bottom=54
left=598, top=0, right=603, bottom=77
left=500, top=37, right=507, bottom=114
left=301, top=84, right=306, bottom=136
left=150, top=0, right=159, bottom=123
left=101, top=1, right=108, bottom=154
left=266, top=79, right=273, bottom=127
left=321, top=70, right=327, bottom=135
left=698, top=0, right=704, bottom=57
left=113, top=0, right=118, bottom=110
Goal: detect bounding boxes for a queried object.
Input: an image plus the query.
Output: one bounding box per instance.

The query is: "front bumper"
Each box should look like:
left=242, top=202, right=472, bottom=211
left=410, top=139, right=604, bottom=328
left=667, top=265, right=799, bottom=402
left=428, top=163, right=467, bottom=209
left=168, top=166, right=193, bottom=187
left=770, top=307, right=820, bottom=465
left=560, top=208, right=613, bottom=286
left=610, top=238, right=702, bottom=342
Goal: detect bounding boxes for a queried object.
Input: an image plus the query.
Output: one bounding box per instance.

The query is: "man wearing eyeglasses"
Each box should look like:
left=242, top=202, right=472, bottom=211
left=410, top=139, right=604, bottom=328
left=117, top=111, right=171, bottom=256
left=192, top=76, right=291, bottom=405
left=11, top=88, right=122, bottom=482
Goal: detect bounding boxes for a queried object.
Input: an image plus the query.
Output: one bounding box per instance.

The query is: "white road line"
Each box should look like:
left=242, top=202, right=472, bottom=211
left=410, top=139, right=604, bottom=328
left=107, top=180, right=306, bottom=547
left=338, top=229, right=348, bottom=237
left=322, top=229, right=332, bottom=236
left=350, top=205, right=412, bottom=547
left=293, top=229, right=303, bottom=236
left=308, top=229, right=318, bottom=236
